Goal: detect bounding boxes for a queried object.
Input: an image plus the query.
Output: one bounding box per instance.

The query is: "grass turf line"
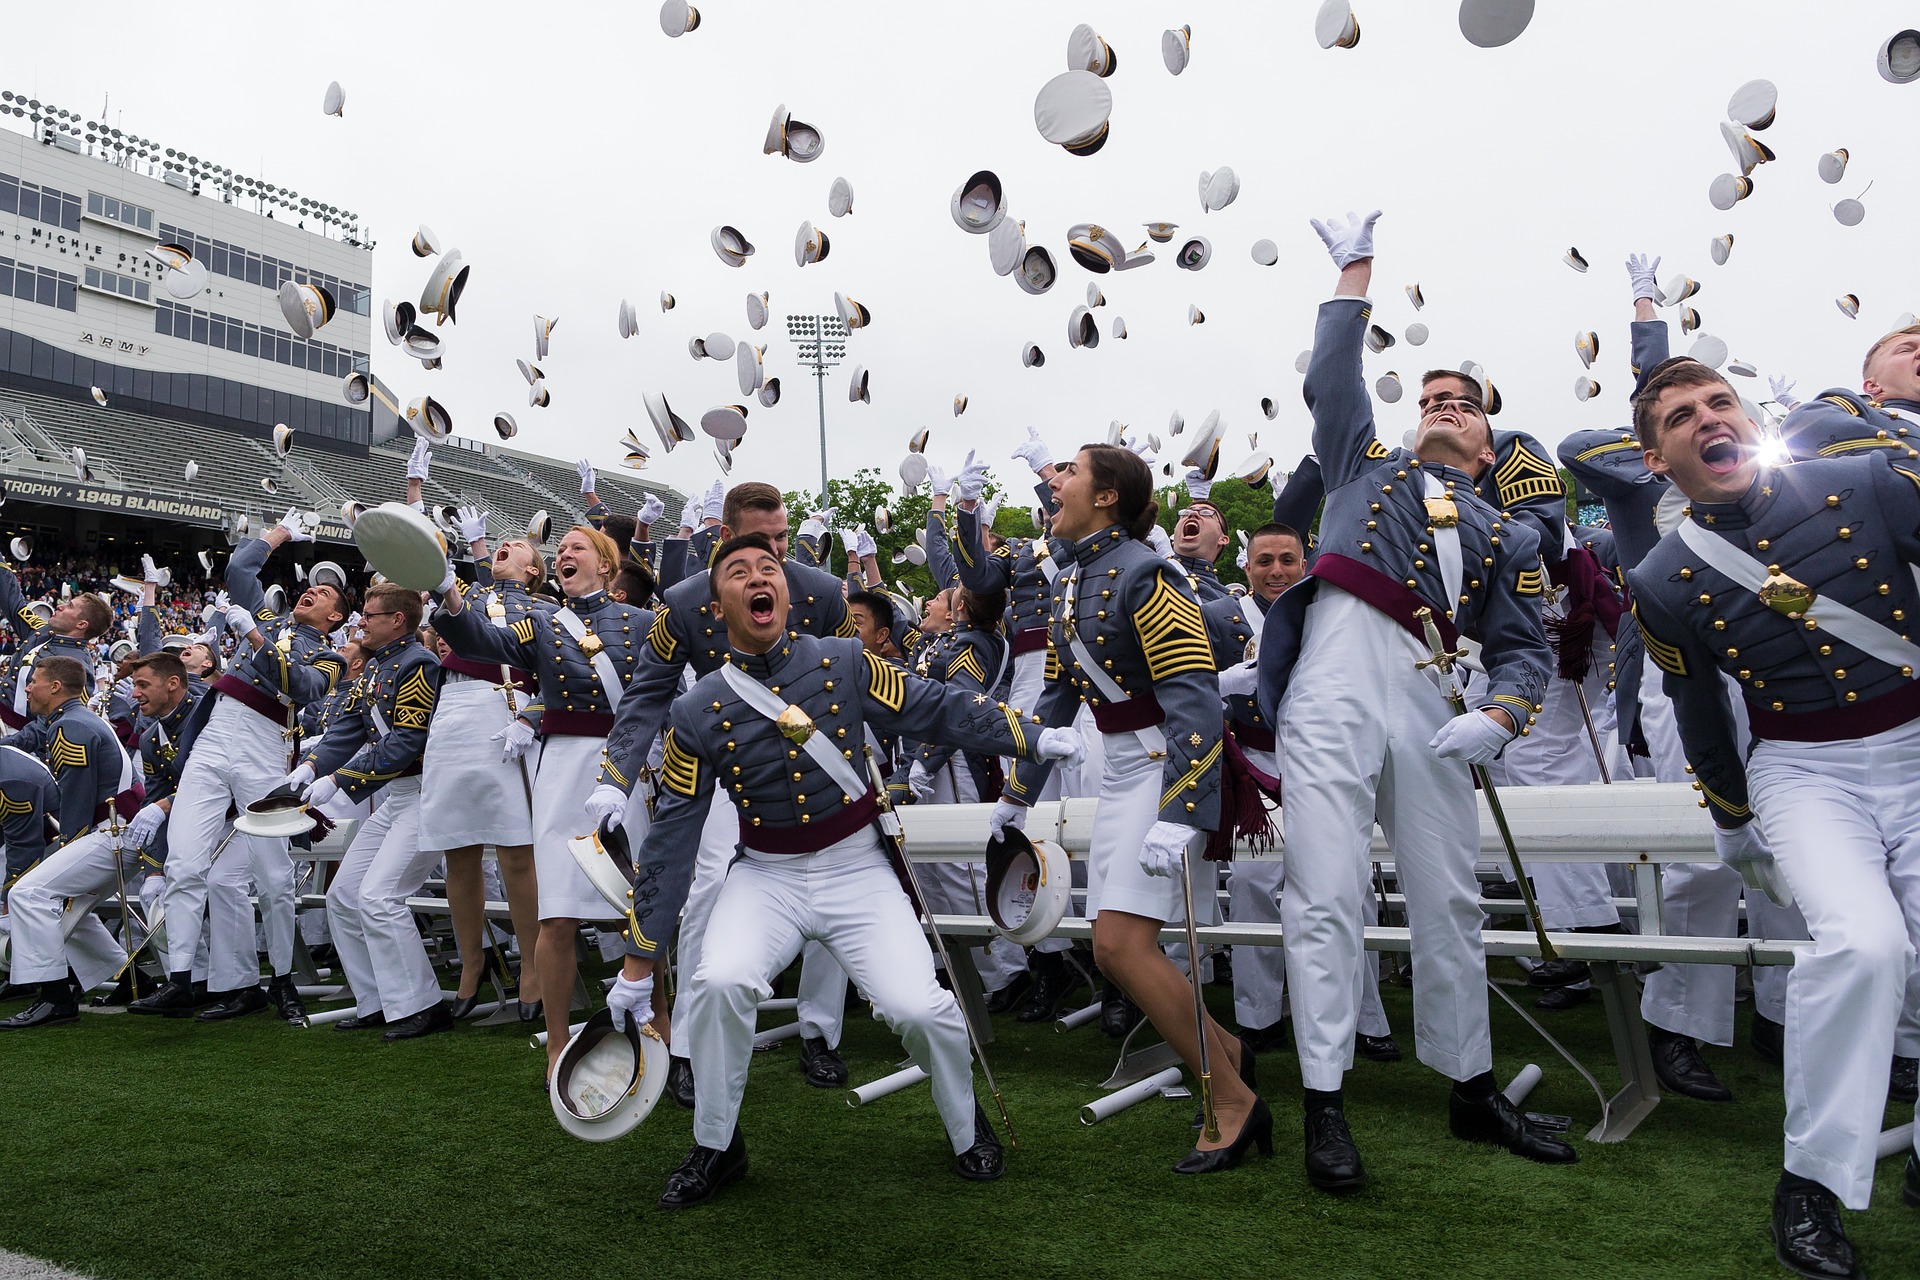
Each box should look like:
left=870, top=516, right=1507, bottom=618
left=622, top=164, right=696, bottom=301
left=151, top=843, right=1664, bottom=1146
left=0, top=968, right=1915, bottom=1280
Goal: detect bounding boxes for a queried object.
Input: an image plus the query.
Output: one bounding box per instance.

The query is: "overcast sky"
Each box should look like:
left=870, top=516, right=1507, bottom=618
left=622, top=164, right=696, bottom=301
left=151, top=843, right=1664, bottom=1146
left=4, top=1, right=1916, bottom=504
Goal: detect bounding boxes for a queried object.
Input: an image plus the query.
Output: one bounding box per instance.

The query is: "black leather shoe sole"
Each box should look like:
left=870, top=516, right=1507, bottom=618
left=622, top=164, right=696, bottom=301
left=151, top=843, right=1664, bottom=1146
left=196, top=988, right=269, bottom=1022
left=1772, top=1226, right=1863, bottom=1280
left=383, top=1005, right=455, bottom=1041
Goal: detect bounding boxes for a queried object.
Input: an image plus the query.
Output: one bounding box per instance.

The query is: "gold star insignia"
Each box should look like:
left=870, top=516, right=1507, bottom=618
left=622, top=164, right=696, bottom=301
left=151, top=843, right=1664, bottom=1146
left=1761, top=486, right=1773, bottom=498
left=1189, top=732, right=1203, bottom=746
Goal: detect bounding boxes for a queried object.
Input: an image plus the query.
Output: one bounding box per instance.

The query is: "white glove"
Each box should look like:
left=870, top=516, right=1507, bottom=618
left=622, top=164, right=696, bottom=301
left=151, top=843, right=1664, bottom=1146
left=1428, top=709, right=1514, bottom=765
left=213, top=589, right=231, bottom=612
left=434, top=561, right=457, bottom=595
left=1769, top=375, right=1800, bottom=410
left=141, top=554, right=164, bottom=584
left=607, top=972, right=654, bottom=1032
left=1714, top=823, right=1793, bottom=908
left=1310, top=209, right=1382, bottom=270
left=492, top=718, right=536, bottom=761
left=227, top=602, right=261, bottom=635
left=285, top=762, right=316, bottom=792
left=907, top=761, right=936, bottom=803
left=637, top=493, right=666, bottom=526
left=584, top=783, right=628, bottom=830
left=1139, top=820, right=1199, bottom=879
left=122, top=804, right=166, bottom=849
left=1146, top=525, right=1174, bottom=558
left=407, top=436, right=433, bottom=481
left=301, top=774, right=340, bottom=809
left=1035, top=727, right=1085, bottom=767
left=1011, top=426, right=1054, bottom=475
left=277, top=508, right=313, bottom=543
left=1217, top=661, right=1259, bottom=699
left=1625, top=253, right=1661, bottom=303
left=111, top=677, right=135, bottom=708
left=704, top=479, right=726, bottom=519
left=988, top=799, right=1026, bottom=842
left=854, top=529, right=876, bottom=558
left=576, top=458, right=596, bottom=495
left=454, top=505, right=489, bottom=544
left=928, top=462, right=953, bottom=497
left=1185, top=468, right=1214, bottom=502
left=677, top=498, right=699, bottom=532
left=953, top=450, right=991, bottom=502
left=799, top=515, right=827, bottom=542
left=139, top=872, right=164, bottom=916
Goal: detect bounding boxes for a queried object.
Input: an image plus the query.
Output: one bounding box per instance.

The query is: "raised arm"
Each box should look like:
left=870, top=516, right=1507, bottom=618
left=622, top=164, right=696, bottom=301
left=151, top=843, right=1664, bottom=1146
left=1303, top=210, right=1386, bottom=490
left=1271, top=454, right=1323, bottom=542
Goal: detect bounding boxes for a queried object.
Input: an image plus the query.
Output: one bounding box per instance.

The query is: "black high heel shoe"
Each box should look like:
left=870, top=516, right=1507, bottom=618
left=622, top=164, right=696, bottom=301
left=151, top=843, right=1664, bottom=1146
left=1173, top=1096, right=1274, bottom=1174
left=449, top=951, right=502, bottom=1020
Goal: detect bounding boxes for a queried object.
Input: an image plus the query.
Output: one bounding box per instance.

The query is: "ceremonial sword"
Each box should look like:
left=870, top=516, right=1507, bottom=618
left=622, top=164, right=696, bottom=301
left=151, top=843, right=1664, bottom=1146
left=1413, top=607, right=1557, bottom=961
left=1176, top=839, right=1221, bottom=1144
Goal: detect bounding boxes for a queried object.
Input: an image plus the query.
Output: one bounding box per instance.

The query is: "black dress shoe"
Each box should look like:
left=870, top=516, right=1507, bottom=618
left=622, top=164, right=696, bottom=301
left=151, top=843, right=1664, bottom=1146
left=0, top=996, right=80, bottom=1029
left=1648, top=1029, right=1733, bottom=1102
left=1527, top=957, right=1592, bottom=989
left=954, top=1104, right=1006, bottom=1182
left=1903, top=1153, right=1919, bottom=1210
left=1891, top=1055, right=1918, bottom=1106
left=0, top=980, right=44, bottom=1003
left=1448, top=1089, right=1578, bottom=1163
left=1535, top=985, right=1591, bottom=1012
left=1771, top=1177, right=1860, bottom=1279
left=1240, top=1018, right=1288, bottom=1054
left=382, top=1002, right=455, bottom=1041
left=196, top=985, right=270, bottom=1022
left=798, top=1036, right=848, bottom=1088
left=1483, top=877, right=1534, bottom=901
left=1016, top=950, right=1079, bottom=1024
left=658, top=1128, right=749, bottom=1209
left=1176, top=1096, right=1273, bottom=1174
left=1099, top=983, right=1143, bottom=1039
left=668, top=1056, right=697, bottom=1110
left=1303, top=1101, right=1366, bottom=1191
left=128, top=976, right=200, bottom=1018
left=334, top=1010, right=388, bottom=1032
left=1752, top=1012, right=1785, bottom=1066
left=267, top=975, right=309, bottom=1027
left=984, top=970, right=1032, bottom=1015
left=1356, top=1033, right=1402, bottom=1063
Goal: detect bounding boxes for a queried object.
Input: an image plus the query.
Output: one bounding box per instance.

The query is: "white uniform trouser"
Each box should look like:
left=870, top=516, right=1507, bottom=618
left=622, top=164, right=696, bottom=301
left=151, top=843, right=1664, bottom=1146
left=1278, top=588, right=1491, bottom=1092
left=1481, top=658, right=1617, bottom=931
left=1003, top=647, right=1077, bottom=956
left=918, top=758, right=1025, bottom=993
left=672, top=789, right=848, bottom=1052
left=1748, top=715, right=1920, bottom=1209
left=531, top=735, right=644, bottom=922
left=325, top=778, right=441, bottom=1021
left=1637, top=652, right=1809, bottom=1041
left=7, top=830, right=136, bottom=988
left=162, top=697, right=297, bottom=989
left=686, top=827, right=978, bottom=1153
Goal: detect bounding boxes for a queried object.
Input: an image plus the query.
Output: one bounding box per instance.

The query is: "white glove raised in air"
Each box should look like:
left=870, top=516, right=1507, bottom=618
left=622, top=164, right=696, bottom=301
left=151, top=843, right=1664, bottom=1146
left=1011, top=426, right=1054, bottom=475
left=637, top=494, right=666, bottom=526
left=1184, top=467, right=1214, bottom=503
left=1625, top=253, right=1661, bottom=304
left=584, top=783, right=628, bottom=830
left=455, top=505, right=490, bottom=544
left=1310, top=209, right=1382, bottom=270
left=1034, top=727, right=1086, bottom=768
left=677, top=498, right=699, bottom=533
left=798, top=514, right=827, bottom=542
left=607, top=972, right=654, bottom=1032
left=1139, top=819, right=1199, bottom=879
left=576, top=458, right=596, bottom=495
left=952, top=450, right=991, bottom=502
left=855, top=529, right=877, bottom=558
left=407, top=436, right=433, bottom=482
left=301, top=774, right=340, bottom=809
left=122, top=804, right=166, bottom=849
left=1428, top=708, right=1514, bottom=766
left=928, top=461, right=953, bottom=497
left=1217, top=661, right=1259, bottom=700
left=277, top=508, right=314, bottom=544
left=1768, top=375, right=1799, bottom=410
left=1714, top=822, right=1793, bottom=908
left=141, top=554, right=165, bottom=584
left=492, top=718, right=536, bottom=761
left=226, top=602, right=261, bottom=635
left=987, top=799, right=1026, bottom=842
left=907, top=761, right=936, bottom=804
left=434, top=561, right=457, bottom=595
left=704, top=479, right=726, bottom=519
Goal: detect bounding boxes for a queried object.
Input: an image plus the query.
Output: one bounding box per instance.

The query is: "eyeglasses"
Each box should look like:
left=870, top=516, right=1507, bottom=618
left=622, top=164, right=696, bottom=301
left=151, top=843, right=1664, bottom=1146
left=1417, top=394, right=1485, bottom=417
left=360, top=610, right=405, bottom=620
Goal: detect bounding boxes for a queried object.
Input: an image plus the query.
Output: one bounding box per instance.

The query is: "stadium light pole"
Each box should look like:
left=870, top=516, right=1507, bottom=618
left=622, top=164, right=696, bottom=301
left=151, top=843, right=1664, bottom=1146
left=784, top=313, right=847, bottom=506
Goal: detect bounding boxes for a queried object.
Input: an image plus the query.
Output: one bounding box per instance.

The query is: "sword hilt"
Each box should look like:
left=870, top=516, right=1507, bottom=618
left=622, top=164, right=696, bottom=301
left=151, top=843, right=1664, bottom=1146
left=1412, top=607, right=1468, bottom=676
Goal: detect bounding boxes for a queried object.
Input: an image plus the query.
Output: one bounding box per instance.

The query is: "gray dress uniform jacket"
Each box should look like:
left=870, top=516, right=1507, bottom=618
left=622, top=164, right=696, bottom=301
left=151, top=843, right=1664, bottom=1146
left=1780, top=390, right=1920, bottom=465
left=8, top=698, right=128, bottom=848
left=301, top=636, right=441, bottom=804
left=131, top=683, right=200, bottom=872
left=0, top=743, right=58, bottom=892
left=187, top=536, right=346, bottom=744
left=0, top=566, right=96, bottom=731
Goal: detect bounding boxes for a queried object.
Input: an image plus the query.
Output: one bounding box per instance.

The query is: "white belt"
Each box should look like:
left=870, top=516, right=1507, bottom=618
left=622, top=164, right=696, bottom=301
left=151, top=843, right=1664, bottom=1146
left=1677, top=519, right=1920, bottom=675
left=720, top=663, right=869, bottom=801
left=553, top=606, right=625, bottom=713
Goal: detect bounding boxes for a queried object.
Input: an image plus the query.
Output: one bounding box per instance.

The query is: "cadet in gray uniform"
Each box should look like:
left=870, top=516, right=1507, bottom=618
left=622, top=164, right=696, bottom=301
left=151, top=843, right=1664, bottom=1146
left=606, top=532, right=1082, bottom=1208
left=1627, top=354, right=1920, bottom=1280
left=586, top=482, right=856, bottom=1103
left=1170, top=486, right=1232, bottom=604
left=0, top=565, right=105, bottom=731
left=1258, top=211, right=1572, bottom=1191
left=1777, top=322, right=1920, bottom=467
left=0, top=737, right=62, bottom=1019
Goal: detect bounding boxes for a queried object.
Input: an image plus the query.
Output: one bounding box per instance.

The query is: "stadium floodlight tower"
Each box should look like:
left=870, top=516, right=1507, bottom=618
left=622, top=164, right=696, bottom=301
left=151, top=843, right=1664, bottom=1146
left=784, top=313, right=847, bottom=505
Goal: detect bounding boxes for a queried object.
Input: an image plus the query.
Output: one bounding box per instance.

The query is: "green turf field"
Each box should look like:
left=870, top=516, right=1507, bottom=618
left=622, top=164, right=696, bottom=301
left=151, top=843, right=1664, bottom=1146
left=1, top=966, right=1914, bottom=1280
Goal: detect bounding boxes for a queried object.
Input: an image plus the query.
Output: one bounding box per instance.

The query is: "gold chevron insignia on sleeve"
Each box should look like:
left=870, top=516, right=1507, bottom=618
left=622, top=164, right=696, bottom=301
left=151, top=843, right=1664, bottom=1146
left=391, top=668, right=436, bottom=729
left=647, top=608, right=679, bottom=662
left=511, top=617, right=536, bottom=644
left=864, top=651, right=906, bottom=713
left=47, top=729, right=88, bottom=772
left=948, top=646, right=987, bottom=689
left=993, top=544, right=1013, bottom=560
left=1001, top=706, right=1026, bottom=757
left=0, top=790, right=34, bottom=819
left=1514, top=568, right=1544, bottom=597
left=1044, top=645, right=1061, bottom=682
left=1823, top=437, right=1907, bottom=457
left=1635, top=603, right=1688, bottom=676
left=1136, top=572, right=1215, bottom=681
left=14, top=608, right=44, bottom=631
left=1364, top=439, right=1390, bottom=460
left=1495, top=440, right=1564, bottom=505
left=900, top=626, right=922, bottom=654
left=660, top=727, right=702, bottom=797
left=835, top=611, right=857, bottom=639
left=1819, top=393, right=1861, bottom=416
